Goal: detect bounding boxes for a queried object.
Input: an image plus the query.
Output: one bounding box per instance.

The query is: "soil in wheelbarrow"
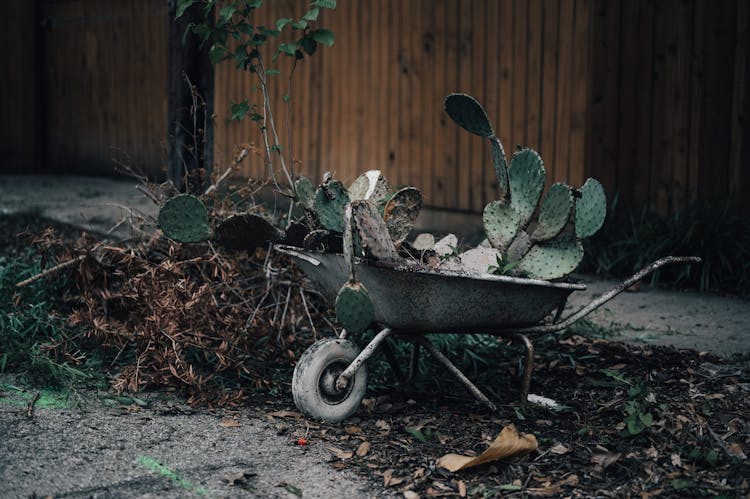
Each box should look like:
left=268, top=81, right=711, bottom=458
left=257, top=329, right=750, bottom=498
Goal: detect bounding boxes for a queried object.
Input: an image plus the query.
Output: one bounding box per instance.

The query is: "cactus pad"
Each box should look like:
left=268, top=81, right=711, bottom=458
left=490, top=136, right=509, bottom=199
left=575, top=178, right=607, bottom=239
left=214, top=213, right=284, bottom=250
left=351, top=200, right=403, bottom=266
left=532, top=183, right=573, bottom=242
left=313, top=178, right=350, bottom=233
left=444, top=93, right=494, bottom=138
left=483, top=200, right=521, bottom=251
left=508, top=148, right=546, bottom=226
left=383, top=187, right=423, bottom=245
left=335, top=281, right=374, bottom=334
left=349, top=170, right=389, bottom=205
left=504, top=230, right=532, bottom=263
left=517, top=237, right=584, bottom=280
left=295, top=176, right=316, bottom=211
left=158, top=194, right=211, bottom=243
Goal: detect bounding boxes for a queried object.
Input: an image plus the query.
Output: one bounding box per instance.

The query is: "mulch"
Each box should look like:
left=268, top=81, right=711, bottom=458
left=254, top=334, right=750, bottom=498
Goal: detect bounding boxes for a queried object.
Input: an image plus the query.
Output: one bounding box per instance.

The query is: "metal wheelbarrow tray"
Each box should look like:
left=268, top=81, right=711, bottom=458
left=277, top=244, right=700, bottom=422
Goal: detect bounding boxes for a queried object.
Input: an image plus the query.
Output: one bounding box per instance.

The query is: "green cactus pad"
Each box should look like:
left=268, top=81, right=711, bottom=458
left=517, top=237, right=584, bottom=280
left=214, top=213, right=284, bottom=250
left=295, top=176, right=316, bottom=211
left=444, top=93, right=495, bottom=138
left=158, top=194, right=211, bottom=243
left=505, top=230, right=532, bottom=262
left=532, top=182, right=574, bottom=242
left=483, top=200, right=521, bottom=251
left=313, top=179, right=350, bottom=233
left=335, top=280, right=374, bottom=334
left=383, top=187, right=423, bottom=245
left=351, top=200, right=403, bottom=265
left=490, top=136, right=509, bottom=199
left=508, top=148, right=546, bottom=226
left=348, top=170, right=389, bottom=205
left=575, top=178, right=607, bottom=239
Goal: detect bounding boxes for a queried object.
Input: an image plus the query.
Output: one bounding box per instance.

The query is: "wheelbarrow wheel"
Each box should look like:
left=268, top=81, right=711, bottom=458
left=292, top=338, right=368, bottom=423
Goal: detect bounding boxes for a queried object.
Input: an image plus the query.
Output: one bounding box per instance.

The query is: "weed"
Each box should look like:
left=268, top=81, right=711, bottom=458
left=584, top=201, right=750, bottom=297
left=0, top=252, right=105, bottom=388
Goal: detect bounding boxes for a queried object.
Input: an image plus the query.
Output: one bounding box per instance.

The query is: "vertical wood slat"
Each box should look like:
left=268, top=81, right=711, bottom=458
left=12, top=0, right=747, bottom=215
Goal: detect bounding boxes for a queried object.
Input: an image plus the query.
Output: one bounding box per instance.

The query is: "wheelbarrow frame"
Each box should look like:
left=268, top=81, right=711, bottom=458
left=278, top=244, right=700, bottom=416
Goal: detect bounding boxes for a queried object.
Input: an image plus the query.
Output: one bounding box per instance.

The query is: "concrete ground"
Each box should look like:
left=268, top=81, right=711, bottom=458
left=0, top=173, right=748, bottom=498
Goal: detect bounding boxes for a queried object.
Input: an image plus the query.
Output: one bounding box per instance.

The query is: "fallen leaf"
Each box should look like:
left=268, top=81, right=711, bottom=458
left=591, top=452, right=621, bottom=469
left=325, top=446, right=353, bottom=460
left=645, top=446, right=659, bottom=459
left=403, top=491, right=420, bottom=499
left=356, top=441, right=371, bottom=457
left=670, top=453, right=682, bottom=467
left=728, top=443, right=747, bottom=459
left=375, top=419, right=391, bottom=432
left=436, top=424, right=538, bottom=472
left=267, top=410, right=303, bottom=419
left=458, top=480, right=467, bottom=497
left=549, top=443, right=571, bottom=455
left=526, top=474, right=579, bottom=496
left=345, top=425, right=362, bottom=435
left=219, top=419, right=241, bottom=428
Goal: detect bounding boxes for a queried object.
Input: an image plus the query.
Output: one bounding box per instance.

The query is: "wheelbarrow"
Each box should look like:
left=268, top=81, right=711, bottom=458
left=277, top=244, right=700, bottom=423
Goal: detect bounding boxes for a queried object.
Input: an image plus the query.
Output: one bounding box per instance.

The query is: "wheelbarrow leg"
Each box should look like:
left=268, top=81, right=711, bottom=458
left=335, top=327, right=393, bottom=391
left=404, top=342, right=420, bottom=384
left=380, top=338, right=404, bottom=381
left=510, top=333, right=534, bottom=405
left=417, top=336, right=497, bottom=412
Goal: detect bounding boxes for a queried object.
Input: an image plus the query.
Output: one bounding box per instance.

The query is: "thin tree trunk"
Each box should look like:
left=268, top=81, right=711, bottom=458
left=167, top=0, right=214, bottom=192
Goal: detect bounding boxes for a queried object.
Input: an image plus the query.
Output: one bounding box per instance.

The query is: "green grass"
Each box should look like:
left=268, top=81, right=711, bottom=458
left=0, top=252, right=106, bottom=388
left=583, top=201, right=750, bottom=297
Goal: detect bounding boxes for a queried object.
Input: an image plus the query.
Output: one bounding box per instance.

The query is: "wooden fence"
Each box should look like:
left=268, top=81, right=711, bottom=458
left=2, top=0, right=748, bottom=215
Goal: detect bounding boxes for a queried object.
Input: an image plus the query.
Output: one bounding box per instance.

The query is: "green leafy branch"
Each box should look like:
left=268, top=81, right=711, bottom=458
left=176, top=0, right=336, bottom=209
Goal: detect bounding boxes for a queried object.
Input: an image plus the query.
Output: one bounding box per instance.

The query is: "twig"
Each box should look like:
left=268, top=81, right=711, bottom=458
left=298, top=288, right=317, bottom=340
left=205, top=148, right=249, bottom=196
left=135, top=184, right=161, bottom=205
left=26, top=392, right=40, bottom=418
left=16, top=254, right=87, bottom=288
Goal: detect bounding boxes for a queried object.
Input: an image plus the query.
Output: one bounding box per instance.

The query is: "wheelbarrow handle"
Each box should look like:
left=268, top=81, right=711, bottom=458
left=514, top=255, right=702, bottom=334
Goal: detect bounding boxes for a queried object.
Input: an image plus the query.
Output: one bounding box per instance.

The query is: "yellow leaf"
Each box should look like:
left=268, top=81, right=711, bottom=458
left=436, top=424, right=537, bottom=472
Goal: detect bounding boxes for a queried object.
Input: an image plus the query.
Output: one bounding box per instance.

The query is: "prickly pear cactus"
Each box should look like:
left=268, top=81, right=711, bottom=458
left=575, top=178, right=607, bottom=239
left=349, top=170, right=389, bottom=205
left=483, top=200, right=521, bottom=251
left=335, top=281, right=374, bottom=335
left=490, top=137, right=509, bottom=199
left=214, top=213, right=284, bottom=250
left=295, top=176, right=316, bottom=212
left=351, top=200, right=403, bottom=266
left=444, top=94, right=508, bottom=198
left=158, top=194, right=212, bottom=243
left=383, top=187, right=422, bottom=246
left=505, top=230, right=532, bottom=263
left=313, top=177, right=350, bottom=233
left=508, top=148, right=545, bottom=227
left=444, top=93, right=494, bottom=138
left=516, top=237, right=584, bottom=280
left=532, top=183, right=573, bottom=242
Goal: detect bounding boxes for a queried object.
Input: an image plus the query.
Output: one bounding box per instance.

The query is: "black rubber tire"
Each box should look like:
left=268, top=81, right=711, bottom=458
left=292, top=338, right=368, bottom=423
